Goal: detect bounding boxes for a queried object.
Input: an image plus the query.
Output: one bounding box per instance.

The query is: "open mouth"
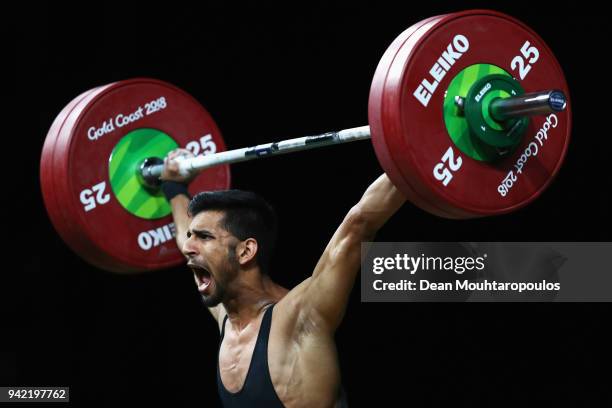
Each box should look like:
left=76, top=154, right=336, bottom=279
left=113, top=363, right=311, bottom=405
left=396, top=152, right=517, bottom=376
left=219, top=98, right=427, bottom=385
left=188, top=263, right=213, bottom=293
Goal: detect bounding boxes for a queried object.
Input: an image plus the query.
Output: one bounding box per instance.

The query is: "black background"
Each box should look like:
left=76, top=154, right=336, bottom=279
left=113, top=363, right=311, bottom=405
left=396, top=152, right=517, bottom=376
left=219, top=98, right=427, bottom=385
left=4, top=1, right=611, bottom=407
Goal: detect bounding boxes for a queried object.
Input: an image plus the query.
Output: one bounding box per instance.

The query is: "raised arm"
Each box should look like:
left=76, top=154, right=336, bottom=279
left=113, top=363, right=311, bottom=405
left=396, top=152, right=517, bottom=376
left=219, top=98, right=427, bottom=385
left=160, top=149, right=197, bottom=251
left=168, top=194, right=191, bottom=252
left=297, top=173, right=406, bottom=332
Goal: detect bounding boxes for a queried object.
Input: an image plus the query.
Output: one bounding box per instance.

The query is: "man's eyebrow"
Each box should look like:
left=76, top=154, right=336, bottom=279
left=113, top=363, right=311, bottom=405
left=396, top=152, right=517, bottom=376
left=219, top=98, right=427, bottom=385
left=189, top=229, right=215, bottom=237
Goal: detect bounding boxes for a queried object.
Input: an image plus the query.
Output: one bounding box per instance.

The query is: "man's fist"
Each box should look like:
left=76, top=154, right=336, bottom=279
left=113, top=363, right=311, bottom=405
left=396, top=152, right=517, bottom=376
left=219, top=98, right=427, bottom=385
left=160, top=148, right=197, bottom=184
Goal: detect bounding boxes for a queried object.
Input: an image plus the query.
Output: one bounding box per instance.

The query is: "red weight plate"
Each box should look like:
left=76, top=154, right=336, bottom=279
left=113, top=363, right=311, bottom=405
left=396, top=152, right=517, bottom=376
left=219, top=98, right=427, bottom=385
left=51, top=79, right=230, bottom=272
left=378, top=16, right=476, bottom=219
left=369, top=14, right=463, bottom=218
left=45, top=84, right=123, bottom=272
left=378, top=10, right=571, bottom=218
left=41, top=86, right=100, bottom=238
left=42, top=85, right=126, bottom=272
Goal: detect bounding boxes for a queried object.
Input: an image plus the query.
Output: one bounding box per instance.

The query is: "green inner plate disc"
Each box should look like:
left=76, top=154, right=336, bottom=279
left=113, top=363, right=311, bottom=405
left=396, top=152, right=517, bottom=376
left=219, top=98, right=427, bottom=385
left=109, top=128, right=178, bottom=219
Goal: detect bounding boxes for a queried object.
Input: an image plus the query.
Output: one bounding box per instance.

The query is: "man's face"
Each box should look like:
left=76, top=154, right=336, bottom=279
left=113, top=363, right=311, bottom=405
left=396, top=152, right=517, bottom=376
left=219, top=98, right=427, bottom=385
left=182, top=210, right=240, bottom=307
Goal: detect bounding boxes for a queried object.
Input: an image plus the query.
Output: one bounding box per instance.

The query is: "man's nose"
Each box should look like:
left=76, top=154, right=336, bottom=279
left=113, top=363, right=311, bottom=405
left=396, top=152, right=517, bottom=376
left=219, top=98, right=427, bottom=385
left=182, top=236, right=198, bottom=257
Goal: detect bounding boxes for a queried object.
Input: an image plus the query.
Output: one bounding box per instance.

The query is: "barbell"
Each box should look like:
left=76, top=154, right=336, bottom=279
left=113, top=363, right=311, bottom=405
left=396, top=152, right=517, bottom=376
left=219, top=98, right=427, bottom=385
left=40, top=10, right=571, bottom=273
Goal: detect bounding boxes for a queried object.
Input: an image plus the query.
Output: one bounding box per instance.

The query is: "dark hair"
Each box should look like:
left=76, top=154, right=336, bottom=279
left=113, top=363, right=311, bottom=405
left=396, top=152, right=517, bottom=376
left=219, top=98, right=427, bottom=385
left=188, top=190, right=277, bottom=273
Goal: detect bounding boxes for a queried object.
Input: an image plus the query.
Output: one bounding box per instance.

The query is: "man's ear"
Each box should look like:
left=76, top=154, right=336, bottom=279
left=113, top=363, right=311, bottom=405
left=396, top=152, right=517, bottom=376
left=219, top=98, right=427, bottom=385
left=236, top=238, right=258, bottom=266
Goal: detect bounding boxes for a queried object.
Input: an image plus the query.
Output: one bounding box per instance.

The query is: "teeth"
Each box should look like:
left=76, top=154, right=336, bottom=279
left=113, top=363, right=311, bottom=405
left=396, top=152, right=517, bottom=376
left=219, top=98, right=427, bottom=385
left=198, top=280, right=210, bottom=292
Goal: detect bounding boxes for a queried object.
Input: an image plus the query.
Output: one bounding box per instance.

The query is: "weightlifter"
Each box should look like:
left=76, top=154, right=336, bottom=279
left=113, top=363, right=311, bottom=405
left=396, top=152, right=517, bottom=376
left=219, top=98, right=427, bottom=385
left=160, top=148, right=406, bottom=407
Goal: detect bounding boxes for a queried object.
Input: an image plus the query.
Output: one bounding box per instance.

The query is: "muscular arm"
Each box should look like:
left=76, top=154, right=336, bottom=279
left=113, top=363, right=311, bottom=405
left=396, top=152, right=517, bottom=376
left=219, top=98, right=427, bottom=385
left=296, top=174, right=406, bottom=332
left=169, top=194, right=191, bottom=252
left=161, top=149, right=194, bottom=255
